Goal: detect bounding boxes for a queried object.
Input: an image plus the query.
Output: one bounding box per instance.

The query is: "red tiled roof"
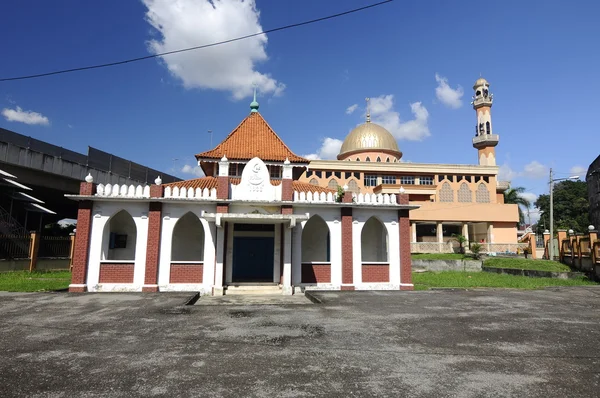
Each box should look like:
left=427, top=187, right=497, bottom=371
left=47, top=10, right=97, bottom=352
left=292, top=181, right=337, bottom=194
left=195, top=112, right=308, bottom=163
left=164, top=177, right=217, bottom=190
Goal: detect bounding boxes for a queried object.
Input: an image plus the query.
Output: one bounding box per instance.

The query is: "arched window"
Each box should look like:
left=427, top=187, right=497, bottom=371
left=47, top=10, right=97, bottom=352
left=458, top=182, right=472, bottom=203
left=171, top=212, right=205, bottom=261
left=476, top=183, right=490, bottom=203
left=327, top=179, right=339, bottom=190
left=376, top=156, right=381, bottom=162
left=302, top=216, right=330, bottom=262
left=365, top=157, right=371, bottom=162
left=439, top=182, right=454, bottom=202
left=356, top=157, right=360, bottom=161
left=309, top=178, right=319, bottom=186
left=102, top=210, right=136, bottom=261
left=347, top=179, right=359, bottom=193
left=361, top=217, right=388, bottom=262
left=386, top=157, right=390, bottom=163
left=486, top=121, right=490, bottom=134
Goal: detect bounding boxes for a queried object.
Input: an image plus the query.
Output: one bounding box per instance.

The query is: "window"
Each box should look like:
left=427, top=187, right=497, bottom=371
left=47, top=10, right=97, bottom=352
left=356, top=157, right=360, bottom=161
left=345, top=172, right=351, bottom=179
left=328, top=179, right=339, bottom=190
left=381, top=175, right=396, bottom=184
left=486, top=121, right=490, bottom=134
left=364, top=175, right=377, bottom=187
left=400, top=176, right=415, bottom=185
left=347, top=179, right=359, bottom=193
left=353, top=172, right=361, bottom=179
left=476, top=183, right=490, bottom=203
left=334, top=171, right=341, bottom=179
left=228, top=163, right=245, bottom=177
left=386, top=157, right=390, bottom=163
left=315, top=171, right=322, bottom=178
left=307, top=170, right=314, bottom=177
left=269, top=165, right=281, bottom=179
left=365, top=157, right=371, bottom=162
left=439, top=182, right=454, bottom=202
left=376, top=156, right=381, bottom=162
left=483, top=176, right=490, bottom=183
left=420, top=176, right=434, bottom=185
left=458, top=183, right=472, bottom=203
left=309, top=178, right=319, bottom=186
left=466, top=176, right=472, bottom=183
left=325, top=171, right=332, bottom=178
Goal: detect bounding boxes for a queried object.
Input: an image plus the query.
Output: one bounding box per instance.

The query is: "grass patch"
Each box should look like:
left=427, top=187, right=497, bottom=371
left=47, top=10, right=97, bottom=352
left=412, top=271, right=597, bottom=290
left=412, top=253, right=468, bottom=260
left=0, top=270, right=71, bottom=292
left=483, top=258, right=571, bottom=272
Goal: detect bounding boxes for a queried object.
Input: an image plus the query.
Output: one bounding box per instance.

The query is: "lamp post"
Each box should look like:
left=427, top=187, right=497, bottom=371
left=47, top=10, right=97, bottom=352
left=548, top=168, right=579, bottom=260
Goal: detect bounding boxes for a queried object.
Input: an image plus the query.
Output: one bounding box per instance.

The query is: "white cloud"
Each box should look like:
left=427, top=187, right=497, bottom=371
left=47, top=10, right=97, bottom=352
left=345, top=104, right=358, bottom=114
left=434, top=74, right=464, bottom=109
left=181, top=164, right=205, bottom=177
left=1, top=106, right=49, bottom=125
left=522, top=161, right=547, bottom=179
left=369, top=95, right=430, bottom=141
left=498, top=164, right=519, bottom=181
left=142, top=0, right=284, bottom=100
left=570, top=165, right=586, bottom=177
left=518, top=192, right=538, bottom=205
left=304, top=137, right=343, bottom=160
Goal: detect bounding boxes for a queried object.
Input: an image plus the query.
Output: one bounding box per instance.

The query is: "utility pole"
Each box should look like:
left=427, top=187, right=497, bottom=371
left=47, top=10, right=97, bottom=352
left=549, top=168, right=554, bottom=260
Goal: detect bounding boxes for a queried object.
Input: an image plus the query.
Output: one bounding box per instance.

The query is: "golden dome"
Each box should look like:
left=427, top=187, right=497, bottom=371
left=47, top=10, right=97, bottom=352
left=338, top=121, right=402, bottom=160
left=473, top=77, right=489, bottom=89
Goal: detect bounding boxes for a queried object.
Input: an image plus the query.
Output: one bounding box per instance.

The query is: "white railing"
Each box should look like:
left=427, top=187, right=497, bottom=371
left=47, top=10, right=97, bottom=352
left=411, top=242, right=454, bottom=253
left=353, top=193, right=398, bottom=205
left=294, top=191, right=337, bottom=203
left=96, top=184, right=150, bottom=198
left=164, top=186, right=217, bottom=200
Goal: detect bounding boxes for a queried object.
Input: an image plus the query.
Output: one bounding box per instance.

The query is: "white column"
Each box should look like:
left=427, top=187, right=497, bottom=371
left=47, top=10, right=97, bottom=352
left=411, top=222, right=417, bottom=243
left=292, top=224, right=303, bottom=285
left=436, top=222, right=444, bottom=253
left=487, top=223, right=494, bottom=244
left=213, top=226, right=225, bottom=295
left=462, top=223, right=469, bottom=243
left=282, top=227, right=292, bottom=295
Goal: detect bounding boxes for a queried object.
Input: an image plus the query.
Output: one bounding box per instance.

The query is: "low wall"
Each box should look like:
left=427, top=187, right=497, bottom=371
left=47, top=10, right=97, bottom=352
left=0, top=258, right=70, bottom=272
left=412, top=259, right=482, bottom=272
left=482, top=266, right=585, bottom=280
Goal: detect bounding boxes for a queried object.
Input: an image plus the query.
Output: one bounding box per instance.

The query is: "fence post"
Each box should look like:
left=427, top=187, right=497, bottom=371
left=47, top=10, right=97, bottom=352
left=69, top=233, right=76, bottom=271
left=29, top=231, right=40, bottom=272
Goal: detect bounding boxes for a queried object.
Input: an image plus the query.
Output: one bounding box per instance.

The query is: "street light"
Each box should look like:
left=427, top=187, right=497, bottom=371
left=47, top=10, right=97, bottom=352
left=548, top=168, right=579, bottom=260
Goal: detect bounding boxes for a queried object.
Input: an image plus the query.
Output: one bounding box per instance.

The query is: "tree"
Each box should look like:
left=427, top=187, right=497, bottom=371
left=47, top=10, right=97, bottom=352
left=534, top=180, right=590, bottom=235
left=503, top=186, right=531, bottom=225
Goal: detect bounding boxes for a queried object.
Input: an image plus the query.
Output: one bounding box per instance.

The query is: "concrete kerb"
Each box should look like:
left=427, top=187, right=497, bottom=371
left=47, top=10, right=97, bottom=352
left=304, top=290, right=323, bottom=304
left=482, top=266, right=586, bottom=280
left=412, top=259, right=483, bottom=272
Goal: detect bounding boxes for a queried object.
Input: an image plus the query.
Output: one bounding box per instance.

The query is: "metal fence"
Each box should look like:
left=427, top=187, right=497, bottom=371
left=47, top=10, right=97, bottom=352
left=38, top=236, right=72, bottom=258
left=0, top=234, right=31, bottom=259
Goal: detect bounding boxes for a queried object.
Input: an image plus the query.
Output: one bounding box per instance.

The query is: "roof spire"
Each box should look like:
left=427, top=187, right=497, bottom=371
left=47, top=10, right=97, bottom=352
left=250, top=83, right=259, bottom=113
left=365, top=97, right=371, bottom=123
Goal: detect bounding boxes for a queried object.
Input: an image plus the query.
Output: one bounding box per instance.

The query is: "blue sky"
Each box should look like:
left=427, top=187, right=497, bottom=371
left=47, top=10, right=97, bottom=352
left=1, top=0, right=598, bottom=219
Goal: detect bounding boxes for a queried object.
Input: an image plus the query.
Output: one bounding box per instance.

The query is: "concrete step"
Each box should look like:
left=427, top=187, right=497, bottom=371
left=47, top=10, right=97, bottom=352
left=225, top=284, right=282, bottom=295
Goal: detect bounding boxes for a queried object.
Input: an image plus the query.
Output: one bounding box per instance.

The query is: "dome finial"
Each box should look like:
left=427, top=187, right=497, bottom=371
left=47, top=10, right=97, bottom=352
left=365, top=97, right=371, bottom=123
left=250, top=83, right=259, bottom=113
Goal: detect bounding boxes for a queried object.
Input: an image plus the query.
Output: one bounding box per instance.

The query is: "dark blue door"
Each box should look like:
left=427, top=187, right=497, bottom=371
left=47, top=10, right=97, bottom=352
left=232, top=237, right=274, bottom=282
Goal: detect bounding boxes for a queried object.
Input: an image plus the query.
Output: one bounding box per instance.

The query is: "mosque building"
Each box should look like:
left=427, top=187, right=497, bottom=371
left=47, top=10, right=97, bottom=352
left=67, top=77, right=518, bottom=295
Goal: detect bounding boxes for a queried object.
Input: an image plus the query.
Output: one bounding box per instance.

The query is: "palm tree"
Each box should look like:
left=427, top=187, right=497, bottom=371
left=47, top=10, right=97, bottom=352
left=503, top=186, right=531, bottom=225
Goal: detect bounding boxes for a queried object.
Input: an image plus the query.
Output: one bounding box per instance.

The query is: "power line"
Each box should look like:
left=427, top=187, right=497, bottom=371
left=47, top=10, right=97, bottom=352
left=0, top=0, right=394, bottom=82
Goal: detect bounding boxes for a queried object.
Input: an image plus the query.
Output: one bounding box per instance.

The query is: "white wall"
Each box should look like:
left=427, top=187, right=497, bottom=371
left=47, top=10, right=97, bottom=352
left=301, top=216, right=330, bottom=262
left=361, top=217, right=388, bottom=262
left=171, top=212, right=205, bottom=261
left=103, top=210, right=137, bottom=261
left=87, top=201, right=149, bottom=292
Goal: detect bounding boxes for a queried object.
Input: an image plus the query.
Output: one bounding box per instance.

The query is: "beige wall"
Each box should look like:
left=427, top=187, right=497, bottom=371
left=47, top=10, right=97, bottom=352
left=411, top=202, right=519, bottom=223
left=493, top=222, right=518, bottom=243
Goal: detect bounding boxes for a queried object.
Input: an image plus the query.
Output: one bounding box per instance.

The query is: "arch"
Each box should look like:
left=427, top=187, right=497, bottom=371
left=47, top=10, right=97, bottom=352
left=376, top=156, right=381, bottom=162
left=386, top=157, right=390, bottom=163
left=309, top=178, right=319, bottom=186
left=458, top=182, right=472, bottom=203
left=302, top=215, right=330, bottom=262
left=356, top=157, right=360, bottom=161
left=361, top=217, right=388, bottom=262
left=476, top=183, right=490, bottom=203
left=486, top=121, right=491, bottom=134
left=328, top=179, right=339, bottom=190
left=102, top=210, right=137, bottom=261
left=347, top=179, right=359, bottom=193
left=439, top=182, right=454, bottom=202
left=171, top=212, right=205, bottom=261
left=365, top=157, right=371, bottom=162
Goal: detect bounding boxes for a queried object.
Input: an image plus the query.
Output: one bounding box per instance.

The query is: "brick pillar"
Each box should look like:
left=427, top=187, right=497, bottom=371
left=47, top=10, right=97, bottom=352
left=543, top=231, right=551, bottom=259
left=557, top=229, right=567, bottom=261
left=217, top=156, right=230, bottom=200
left=143, top=202, right=162, bottom=292
left=590, top=229, right=598, bottom=264
left=341, top=207, right=354, bottom=290
left=282, top=158, right=293, bottom=201
left=69, top=201, right=93, bottom=292
left=398, top=209, right=413, bottom=290
left=69, top=180, right=96, bottom=292
left=528, top=233, right=537, bottom=259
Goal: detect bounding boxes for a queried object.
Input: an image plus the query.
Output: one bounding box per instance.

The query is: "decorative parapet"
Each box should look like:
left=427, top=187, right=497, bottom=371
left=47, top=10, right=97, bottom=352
left=294, top=191, right=336, bottom=203
left=164, top=186, right=217, bottom=200
left=353, top=193, right=398, bottom=205
left=96, top=184, right=150, bottom=198
left=292, top=191, right=399, bottom=205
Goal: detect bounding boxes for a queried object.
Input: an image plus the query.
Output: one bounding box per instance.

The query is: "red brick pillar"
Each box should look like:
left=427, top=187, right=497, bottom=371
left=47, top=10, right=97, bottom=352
left=282, top=158, right=293, bottom=201
left=398, top=193, right=413, bottom=291
left=341, top=207, right=354, bottom=290
left=217, top=156, right=230, bottom=200
left=143, top=184, right=164, bottom=292
left=69, top=181, right=96, bottom=292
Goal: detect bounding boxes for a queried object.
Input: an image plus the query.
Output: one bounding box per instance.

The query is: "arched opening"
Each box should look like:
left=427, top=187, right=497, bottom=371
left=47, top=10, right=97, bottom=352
left=365, top=157, right=371, bottom=162
left=458, top=182, right=472, bottom=203
left=376, top=156, right=381, bottom=162
left=439, top=182, right=454, bottom=202
left=301, top=216, right=331, bottom=284
left=476, top=183, right=490, bottom=203
left=485, top=121, right=490, bottom=134
left=356, top=157, right=360, bottom=161
left=347, top=179, right=359, bottom=193
left=102, top=210, right=137, bottom=261
left=386, top=157, right=390, bottom=162
left=171, top=212, right=205, bottom=262
left=361, top=217, right=388, bottom=262
left=328, top=179, right=339, bottom=190
left=309, top=178, right=319, bottom=186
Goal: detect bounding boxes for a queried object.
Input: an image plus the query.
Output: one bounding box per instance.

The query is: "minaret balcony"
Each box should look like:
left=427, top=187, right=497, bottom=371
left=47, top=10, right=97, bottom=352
left=471, top=96, right=493, bottom=108
left=472, top=134, right=499, bottom=148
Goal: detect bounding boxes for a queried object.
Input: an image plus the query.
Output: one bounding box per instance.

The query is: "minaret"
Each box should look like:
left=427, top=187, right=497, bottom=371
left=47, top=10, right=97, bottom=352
left=471, top=77, right=498, bottom=166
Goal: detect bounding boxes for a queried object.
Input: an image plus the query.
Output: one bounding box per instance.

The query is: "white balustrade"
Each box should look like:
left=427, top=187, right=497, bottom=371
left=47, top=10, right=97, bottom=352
left=95, top=183, right=151, bottom=198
